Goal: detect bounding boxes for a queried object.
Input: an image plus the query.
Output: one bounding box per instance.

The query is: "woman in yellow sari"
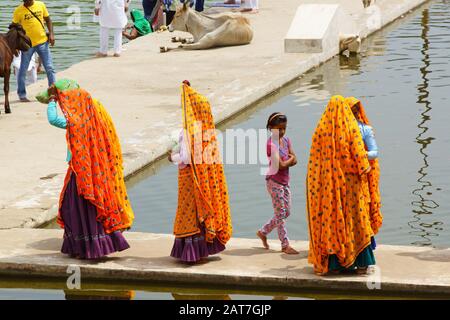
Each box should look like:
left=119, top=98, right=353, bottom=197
left=306, top=95, right=382, bottom=275
left=168, top=81, right=232, bottom=263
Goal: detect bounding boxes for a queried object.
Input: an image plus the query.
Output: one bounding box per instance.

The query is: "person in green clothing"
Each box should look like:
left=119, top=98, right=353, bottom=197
left=122, top=9, right=152, bottom=40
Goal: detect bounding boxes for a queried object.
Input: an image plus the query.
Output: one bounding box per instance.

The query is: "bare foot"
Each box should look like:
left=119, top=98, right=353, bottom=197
left=282, top=246, right=299, bottom=254
left=256, top=231, right=269, bottom=249
left=113, top=53, right=121, bottom=57
left=95, top=52, right=107, bottom=58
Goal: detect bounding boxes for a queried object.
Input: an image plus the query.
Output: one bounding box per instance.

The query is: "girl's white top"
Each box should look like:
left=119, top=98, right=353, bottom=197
left=95, top=0, right=130, bottom=29
left=171, top=130, right=190, bottom=169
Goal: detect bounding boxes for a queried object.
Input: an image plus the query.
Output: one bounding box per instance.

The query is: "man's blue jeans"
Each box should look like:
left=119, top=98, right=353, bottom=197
left=142, top=0, right=158, bottom=21
left=18, top=41, right=56, bottom=99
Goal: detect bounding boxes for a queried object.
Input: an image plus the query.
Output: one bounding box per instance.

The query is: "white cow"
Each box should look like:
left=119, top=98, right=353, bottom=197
left=160, top=1, right=253, bottom=52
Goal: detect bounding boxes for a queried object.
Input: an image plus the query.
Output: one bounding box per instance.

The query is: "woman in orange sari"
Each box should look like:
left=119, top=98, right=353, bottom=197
left=306, top=95, right=382, bottom=275
left=168, top=81, right=232, bottom=263
left=44, top=79, right=134, bottom=259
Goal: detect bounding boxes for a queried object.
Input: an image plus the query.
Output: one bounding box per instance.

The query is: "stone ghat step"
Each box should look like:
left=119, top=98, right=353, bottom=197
left=0, top=228, right=449, bottom=296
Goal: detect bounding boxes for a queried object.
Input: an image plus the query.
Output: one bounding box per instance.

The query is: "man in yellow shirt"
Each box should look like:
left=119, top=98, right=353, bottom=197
left=13, top=0, right=55, bottom=102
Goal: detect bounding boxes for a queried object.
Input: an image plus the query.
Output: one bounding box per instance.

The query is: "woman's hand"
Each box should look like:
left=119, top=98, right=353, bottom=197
left=47, top=85, right=58, bottom=100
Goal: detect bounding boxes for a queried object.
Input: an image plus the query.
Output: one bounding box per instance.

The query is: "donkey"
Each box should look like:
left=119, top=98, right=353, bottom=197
left=160, top=1, right=253, bottom=52
left=0, top=23, right=32, bottom=114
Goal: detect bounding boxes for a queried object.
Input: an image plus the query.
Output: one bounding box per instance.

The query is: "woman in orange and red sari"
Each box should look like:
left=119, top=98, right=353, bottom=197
left=306, top=95, right=382, bottom=275
left=42, top=79, right=134, bottom=259
left=168, top=81, right=232, bottom=263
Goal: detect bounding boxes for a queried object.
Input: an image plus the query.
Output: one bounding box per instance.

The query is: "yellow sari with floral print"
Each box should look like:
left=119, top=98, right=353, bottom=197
left=173, top=84, right=232, bottom=245
left=306, top=95, right=381, bottom=275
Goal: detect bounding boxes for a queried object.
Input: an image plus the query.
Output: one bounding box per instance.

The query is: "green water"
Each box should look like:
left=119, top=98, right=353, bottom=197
left=1, top=276, right=447, bottom=300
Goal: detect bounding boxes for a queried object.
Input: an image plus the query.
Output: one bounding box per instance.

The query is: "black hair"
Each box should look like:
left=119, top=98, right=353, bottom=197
left=266, top=112, right=287, bottom=130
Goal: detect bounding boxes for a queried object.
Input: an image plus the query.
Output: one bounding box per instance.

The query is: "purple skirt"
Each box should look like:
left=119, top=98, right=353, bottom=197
left=60, top=174, right=130, bottom=259
left=170, top=228, right=226, bottom=263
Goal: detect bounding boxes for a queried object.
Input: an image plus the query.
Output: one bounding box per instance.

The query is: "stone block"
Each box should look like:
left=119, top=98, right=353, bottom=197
left=284, top=4, right=341, bottom=54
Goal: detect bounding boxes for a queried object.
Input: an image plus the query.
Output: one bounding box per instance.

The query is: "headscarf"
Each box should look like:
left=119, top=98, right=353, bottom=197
left=174, top=83, right=232, bottom=245
left=54, top=82, right=134, bottom=234
left=345, top=97, right=382, bottom=234
left=306, top=95, right=375, bottom=274
left=36, top=79, right=80, bottom=104
left=130, top=9, right=152, bottom=35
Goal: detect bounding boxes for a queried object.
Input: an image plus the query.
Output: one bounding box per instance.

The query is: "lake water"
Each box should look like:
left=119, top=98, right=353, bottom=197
left=126, top=0, right=450, bottom=248
left=0, top=276, right=443, bottom=300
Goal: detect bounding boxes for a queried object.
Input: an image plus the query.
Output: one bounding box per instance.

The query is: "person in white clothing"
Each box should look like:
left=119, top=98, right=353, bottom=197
left=12, top=52, right=39, bottom=87
left=94, top=0, right=131, bottom=57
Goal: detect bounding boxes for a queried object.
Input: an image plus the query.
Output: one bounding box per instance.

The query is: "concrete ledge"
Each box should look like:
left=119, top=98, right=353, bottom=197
left=1, top=229, right=450, bottom=296
left=285, top=4, right=340, bottom=53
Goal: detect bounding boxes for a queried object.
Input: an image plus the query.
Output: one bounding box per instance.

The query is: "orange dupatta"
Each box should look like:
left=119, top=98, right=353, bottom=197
left=173, top=83, right=232, bottom=245
left=56, top=88, right=134, bottom=234
left=306, top=95, right=375, bottom=275
left=345, top=97, right=383, bottom=234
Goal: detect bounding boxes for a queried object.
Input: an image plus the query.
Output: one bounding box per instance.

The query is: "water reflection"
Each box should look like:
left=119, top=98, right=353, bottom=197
left=64, top=290, right=135, bottom=300
left=339, top=54, right=361, bottom=71
left=172, top=293, right=232, bottom=300
left=409, top=8, right=441, bottom=246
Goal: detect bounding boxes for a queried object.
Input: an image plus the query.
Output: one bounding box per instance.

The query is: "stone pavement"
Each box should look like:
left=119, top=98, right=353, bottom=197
left=0, top=228, right=449, bottom=297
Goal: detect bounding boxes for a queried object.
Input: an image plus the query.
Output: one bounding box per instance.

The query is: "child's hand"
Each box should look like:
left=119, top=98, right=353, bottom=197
left=289, top=154, right=298, bottom=166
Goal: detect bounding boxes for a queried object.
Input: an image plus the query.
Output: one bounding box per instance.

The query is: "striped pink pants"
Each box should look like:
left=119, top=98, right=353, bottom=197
left=259, top=178, right=291, bottom=248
